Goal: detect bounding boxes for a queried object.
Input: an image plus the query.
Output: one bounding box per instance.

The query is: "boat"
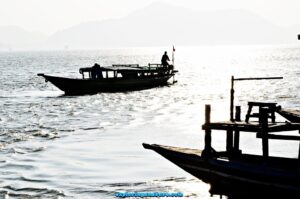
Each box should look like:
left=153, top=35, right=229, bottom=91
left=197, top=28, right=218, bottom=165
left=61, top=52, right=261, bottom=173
left=276, top=108, right=300, bottom=123
left=143, top=104, right=300, bottom=197
left=143, top=143, right=300, bottom=198
left=38, top=64, right=177, bottom=95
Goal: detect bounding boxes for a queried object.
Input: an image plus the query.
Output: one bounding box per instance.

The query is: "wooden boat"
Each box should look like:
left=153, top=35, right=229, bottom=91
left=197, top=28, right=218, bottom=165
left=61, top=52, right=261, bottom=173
left=143, top=104, right=300, bottom=198
left=143, top=143, right=300, bottom=197
left=38, top=64, right=177, bottom=95
left=276, top=108, right=300, bottom=123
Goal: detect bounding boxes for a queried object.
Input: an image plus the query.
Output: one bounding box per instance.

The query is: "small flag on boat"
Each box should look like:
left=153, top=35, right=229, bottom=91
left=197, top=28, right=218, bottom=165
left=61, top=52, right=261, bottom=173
left=172, top=45, right=175, bottom=66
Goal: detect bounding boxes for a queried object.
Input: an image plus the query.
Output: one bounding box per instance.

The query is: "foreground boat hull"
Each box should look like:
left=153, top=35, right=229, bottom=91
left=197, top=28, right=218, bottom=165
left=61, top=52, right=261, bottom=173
left=143, top=143, right=300, bottom=198
left=277, top=109, right=300, bottom=123
left=38, top=74, right=174, bottom=95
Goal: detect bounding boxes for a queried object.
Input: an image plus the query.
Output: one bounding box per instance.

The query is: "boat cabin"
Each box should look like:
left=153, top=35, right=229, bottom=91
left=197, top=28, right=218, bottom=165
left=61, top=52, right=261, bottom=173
left=79, top=63, right=176, bottom=79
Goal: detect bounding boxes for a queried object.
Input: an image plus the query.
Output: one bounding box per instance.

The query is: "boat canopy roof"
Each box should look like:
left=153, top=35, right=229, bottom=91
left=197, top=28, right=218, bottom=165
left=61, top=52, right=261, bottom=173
left=79, top=64, right=171, bottom=74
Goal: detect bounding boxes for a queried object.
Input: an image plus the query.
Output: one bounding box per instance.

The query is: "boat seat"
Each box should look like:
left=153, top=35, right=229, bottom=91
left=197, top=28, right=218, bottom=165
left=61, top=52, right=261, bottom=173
left=245, top=102, right=277, bottom=123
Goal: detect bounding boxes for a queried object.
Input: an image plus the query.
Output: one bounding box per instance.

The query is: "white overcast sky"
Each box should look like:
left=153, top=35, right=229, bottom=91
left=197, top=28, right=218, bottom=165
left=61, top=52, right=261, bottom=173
left=0, top=0, right=299, bottom=35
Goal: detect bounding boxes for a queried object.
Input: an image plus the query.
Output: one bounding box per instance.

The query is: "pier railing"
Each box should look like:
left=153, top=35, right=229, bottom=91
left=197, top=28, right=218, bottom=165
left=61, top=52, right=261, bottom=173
left=203, top=104, right=300, bottom=160
left=229, top=76, right=283, bottom=121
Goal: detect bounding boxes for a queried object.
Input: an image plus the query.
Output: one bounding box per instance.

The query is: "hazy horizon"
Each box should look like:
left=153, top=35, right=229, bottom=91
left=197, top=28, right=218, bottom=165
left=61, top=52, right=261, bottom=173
left=1, top=0, right=300, bottom=50
left=1, top=0, right=300, bottom=34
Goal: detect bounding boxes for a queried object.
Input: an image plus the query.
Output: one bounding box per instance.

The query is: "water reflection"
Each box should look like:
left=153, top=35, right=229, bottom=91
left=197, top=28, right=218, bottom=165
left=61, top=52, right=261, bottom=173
left=209, top=181, right=299, bottom=199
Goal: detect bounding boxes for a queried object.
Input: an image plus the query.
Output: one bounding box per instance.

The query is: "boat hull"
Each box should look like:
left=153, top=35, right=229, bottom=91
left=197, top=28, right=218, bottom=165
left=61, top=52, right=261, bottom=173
left=277, top=109, right=300, bottom=123
left=39, top=74, right=174, bottom=95
left=143, top=143, right=300, bottom=198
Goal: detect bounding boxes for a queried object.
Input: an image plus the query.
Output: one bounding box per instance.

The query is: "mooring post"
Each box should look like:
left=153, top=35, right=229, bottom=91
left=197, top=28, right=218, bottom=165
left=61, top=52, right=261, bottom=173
left=260, top=108, right=269, bottom=160
left=226, top=130, right=233, bottom=154
left=298, top=130, right=300, bottom=160
left=235, top=106, right=241, bottom=121
left=230, top=76, right=234, bottom=121
left=204, top=104, right=212, bottom=155
left=234, top=106, right=241, bottom=153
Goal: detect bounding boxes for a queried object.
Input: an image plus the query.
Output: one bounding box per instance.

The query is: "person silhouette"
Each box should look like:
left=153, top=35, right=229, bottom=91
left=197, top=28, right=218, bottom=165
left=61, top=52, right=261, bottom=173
left=91, top=63, right=103, bottom=79
left=161, top=51, right=170, bottom=67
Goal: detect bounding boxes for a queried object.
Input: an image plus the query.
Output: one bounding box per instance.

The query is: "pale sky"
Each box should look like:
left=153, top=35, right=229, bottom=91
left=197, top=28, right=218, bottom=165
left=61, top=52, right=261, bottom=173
left=0, top=0, right=300, bottom=35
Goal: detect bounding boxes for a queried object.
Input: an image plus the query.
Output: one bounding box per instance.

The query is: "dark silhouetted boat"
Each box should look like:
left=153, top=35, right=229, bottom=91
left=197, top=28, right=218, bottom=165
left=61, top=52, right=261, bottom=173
left=38, top=64, right=177, bottom=95
left=143, top=103, right=300, bottom=198
left=276, top=108, right=300, bottom=123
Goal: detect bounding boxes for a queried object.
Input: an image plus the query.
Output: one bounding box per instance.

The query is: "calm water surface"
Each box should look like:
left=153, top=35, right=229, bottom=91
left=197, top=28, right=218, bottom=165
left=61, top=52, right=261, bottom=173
left=0, top=46, right=299, bottom=198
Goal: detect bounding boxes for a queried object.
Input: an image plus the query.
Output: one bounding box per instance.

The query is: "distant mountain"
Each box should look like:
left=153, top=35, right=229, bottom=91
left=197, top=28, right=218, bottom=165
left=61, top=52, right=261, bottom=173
left=0, top=25, right=46, bottom=50
left=1, top=2, right=300, bottom=50
left=46, top=2, right=300, bottom=49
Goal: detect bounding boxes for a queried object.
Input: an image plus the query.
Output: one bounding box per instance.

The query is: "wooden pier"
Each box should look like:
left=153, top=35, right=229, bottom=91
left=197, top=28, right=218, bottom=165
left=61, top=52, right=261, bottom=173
left=202, top=104, right=300, bottom=160
left=143, top=75, right=300, bottom=197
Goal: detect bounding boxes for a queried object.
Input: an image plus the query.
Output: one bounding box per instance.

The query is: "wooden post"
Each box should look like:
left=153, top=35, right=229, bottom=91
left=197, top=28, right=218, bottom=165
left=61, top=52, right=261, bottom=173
left=230, top=76, right=282, bottom=122
left=235, top=106, right=241, bottom=121
left=298, top=130, right=300, bottom=160
left=230, top=76, right=234, bottom=121
left=234, top=106, right=241, bottom=153
left=226, top=130, right=233, bottom=154
left=260, top=108, right=269, bottom=160
left=203, top=104, right=212, bottom=156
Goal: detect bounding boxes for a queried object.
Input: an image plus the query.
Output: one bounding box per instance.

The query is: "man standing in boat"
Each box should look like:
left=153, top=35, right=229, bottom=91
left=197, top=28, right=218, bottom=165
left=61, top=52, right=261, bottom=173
left=161, top=51, right=170, bottom=67
left=91, top=63, right=103, bottom=79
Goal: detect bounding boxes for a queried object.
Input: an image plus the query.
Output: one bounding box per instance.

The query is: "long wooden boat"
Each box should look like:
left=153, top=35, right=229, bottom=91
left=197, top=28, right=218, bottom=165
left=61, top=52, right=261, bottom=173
left=276, top=108, right=300, bottom=123
left=38, top=64, right=177, bottom=95
left=143, top=143, right=300, bottom=197
left=143, top=104, right=300, bottom=198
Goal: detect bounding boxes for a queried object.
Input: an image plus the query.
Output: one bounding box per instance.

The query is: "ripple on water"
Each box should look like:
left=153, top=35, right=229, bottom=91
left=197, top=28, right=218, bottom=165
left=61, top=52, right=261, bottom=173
left=69, top=177, right=214, bottom=199
left=0, top=47, right=299, bottom=199
left=0, top=129, right=58, bottom=147
left=0, top=185, right=65, bottom=199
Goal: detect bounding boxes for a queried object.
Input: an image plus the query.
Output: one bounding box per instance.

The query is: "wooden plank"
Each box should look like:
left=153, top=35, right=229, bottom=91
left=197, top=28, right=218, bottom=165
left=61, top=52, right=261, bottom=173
left=257, top=134, right=300, bottom=141
left=234, top=77, right=283, bottom=81
left=202, top=121, right=300, bottom=133
left=268, top=123, right=300, bottom=132
left=202, top=122, right=260, bottom=132
left=248, top=102, right=277, bottom=106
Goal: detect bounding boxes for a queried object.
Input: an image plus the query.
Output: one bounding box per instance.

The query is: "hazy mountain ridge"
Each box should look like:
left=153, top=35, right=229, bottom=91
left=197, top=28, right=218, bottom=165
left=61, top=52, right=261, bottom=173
left=1, top=2, right=299, bottom=50
left=0, top=25, right=46, bottom=50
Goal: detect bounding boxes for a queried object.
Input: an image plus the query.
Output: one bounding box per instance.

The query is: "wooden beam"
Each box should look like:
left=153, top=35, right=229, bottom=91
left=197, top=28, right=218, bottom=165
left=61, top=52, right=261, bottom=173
left=203, top=104, right=212, bottom=157
left=298, top=130, right=300, bottom=160
left=226, top=130, right=233, bottom=152
left=230, top=76, right=234, bottom=121
left=260, top=108, right=269, bottom=159
left=234, top=106, right=241, bottom=152
left=234, top=77, right=283, bottom=81
left=257, top=134, right=300, bottom=141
